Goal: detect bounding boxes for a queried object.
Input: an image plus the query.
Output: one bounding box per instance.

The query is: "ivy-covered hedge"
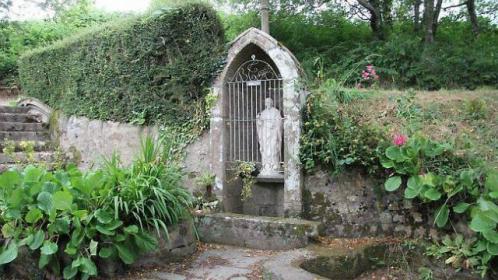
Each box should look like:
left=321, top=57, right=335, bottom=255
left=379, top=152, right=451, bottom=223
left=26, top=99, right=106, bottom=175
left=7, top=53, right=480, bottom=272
left=18, top=4, right=225, bottom=125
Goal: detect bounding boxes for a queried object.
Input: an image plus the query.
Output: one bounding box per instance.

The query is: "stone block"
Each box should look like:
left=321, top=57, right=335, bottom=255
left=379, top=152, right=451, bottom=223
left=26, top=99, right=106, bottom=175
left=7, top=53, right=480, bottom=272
left=196, top=212, right=320, bottom=250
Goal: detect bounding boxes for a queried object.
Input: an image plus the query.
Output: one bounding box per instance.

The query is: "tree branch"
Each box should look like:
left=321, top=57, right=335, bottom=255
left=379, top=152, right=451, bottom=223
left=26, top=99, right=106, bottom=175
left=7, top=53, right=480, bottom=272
left=443, top=2, right=468, bottom=11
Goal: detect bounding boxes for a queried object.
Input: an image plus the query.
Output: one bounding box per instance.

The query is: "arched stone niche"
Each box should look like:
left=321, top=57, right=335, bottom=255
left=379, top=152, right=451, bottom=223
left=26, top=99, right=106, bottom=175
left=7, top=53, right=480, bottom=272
left=210, top=28, right=305, bottom=217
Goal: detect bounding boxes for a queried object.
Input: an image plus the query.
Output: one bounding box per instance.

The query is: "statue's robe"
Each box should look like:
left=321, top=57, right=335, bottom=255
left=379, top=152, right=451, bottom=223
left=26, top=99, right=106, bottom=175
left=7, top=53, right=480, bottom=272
left=256, top=106, right=283, bottom=175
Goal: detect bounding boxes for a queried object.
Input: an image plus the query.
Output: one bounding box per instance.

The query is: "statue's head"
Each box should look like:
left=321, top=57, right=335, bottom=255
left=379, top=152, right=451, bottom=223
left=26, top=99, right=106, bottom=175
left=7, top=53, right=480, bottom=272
left=264, top=97, right=273, bottom=109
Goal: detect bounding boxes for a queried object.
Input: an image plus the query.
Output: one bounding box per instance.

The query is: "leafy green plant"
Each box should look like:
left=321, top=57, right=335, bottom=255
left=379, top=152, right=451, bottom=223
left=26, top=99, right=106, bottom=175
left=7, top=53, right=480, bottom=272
left=300, top=78, right=386, bottom=173
left=105, top=137, right=192, bottom=239
left=0, top=137, right=193, bottom=279
left=234, top=161, right=257, bottom=201
left=464, top=99, right=488, bottom=121
left=382, top=134, right=498, bottom=277
left=418, top=266, right=433, bottom=280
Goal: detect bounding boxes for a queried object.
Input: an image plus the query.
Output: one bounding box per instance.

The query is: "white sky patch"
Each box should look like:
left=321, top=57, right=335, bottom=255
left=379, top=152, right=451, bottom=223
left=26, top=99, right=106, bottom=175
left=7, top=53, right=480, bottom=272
left=7, top=0, right=151, bottom=21
left=95, top=0, right=150, bottom=13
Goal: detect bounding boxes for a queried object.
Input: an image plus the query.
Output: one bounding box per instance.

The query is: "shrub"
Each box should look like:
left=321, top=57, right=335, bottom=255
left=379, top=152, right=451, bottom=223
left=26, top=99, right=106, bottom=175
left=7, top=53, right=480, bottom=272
left=18, top=3, right=225, bottom=125
left=381, top=134, right=498, bottom=277
left=300, top=79, right=387, bottom=173
left=0, top=137, right=192, bottom=279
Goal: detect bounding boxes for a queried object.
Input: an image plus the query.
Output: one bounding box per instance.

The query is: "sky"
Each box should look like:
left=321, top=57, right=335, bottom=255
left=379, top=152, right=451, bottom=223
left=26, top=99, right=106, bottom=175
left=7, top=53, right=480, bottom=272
left=8, top=0, right=152, bottom=20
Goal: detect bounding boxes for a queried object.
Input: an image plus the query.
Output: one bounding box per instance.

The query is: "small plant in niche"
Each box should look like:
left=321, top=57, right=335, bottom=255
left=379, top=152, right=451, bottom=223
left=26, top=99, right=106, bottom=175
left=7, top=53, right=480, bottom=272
left=234, top=161, right=258, bottom=201
left=193, top=172, right=219, bottom=213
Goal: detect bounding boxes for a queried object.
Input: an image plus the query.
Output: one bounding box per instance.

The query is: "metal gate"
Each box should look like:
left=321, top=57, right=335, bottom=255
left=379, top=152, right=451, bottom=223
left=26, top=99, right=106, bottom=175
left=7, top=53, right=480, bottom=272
left=226, top=55, right=284, bottom=165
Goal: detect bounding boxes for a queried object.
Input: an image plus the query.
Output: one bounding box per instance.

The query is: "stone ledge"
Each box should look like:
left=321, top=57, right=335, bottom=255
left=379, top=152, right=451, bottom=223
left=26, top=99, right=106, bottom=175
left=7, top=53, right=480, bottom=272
left=196, top=212, right=321, bottom=250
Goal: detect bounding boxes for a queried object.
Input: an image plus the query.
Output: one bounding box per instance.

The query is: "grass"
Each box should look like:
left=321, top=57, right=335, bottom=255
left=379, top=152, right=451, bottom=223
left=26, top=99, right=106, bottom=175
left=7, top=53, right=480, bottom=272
left=344, top=88, right=498, bottom=168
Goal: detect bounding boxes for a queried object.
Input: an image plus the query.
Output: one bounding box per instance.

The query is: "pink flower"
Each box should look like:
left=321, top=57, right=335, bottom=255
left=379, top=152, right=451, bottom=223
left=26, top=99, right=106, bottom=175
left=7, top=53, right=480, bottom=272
left=392, top=133, right=408, bottom=146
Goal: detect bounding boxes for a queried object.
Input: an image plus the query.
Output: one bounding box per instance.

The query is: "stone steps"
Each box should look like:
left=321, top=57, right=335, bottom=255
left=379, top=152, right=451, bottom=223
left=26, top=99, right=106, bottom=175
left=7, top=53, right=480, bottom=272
left=0, top=141, right=51, bottom=152
left=0, top=122, right=45, bottom=132
left=195, top=212, right=321, bottom=250
left=0, top=152, right=55, bottom=164
left=0, top=113, right=38, bottom=123
left=0, top=131, right=49, bottom=142
left=0, top=105, right=57, bottom=172
left=0, top=106, right=30, bottom=114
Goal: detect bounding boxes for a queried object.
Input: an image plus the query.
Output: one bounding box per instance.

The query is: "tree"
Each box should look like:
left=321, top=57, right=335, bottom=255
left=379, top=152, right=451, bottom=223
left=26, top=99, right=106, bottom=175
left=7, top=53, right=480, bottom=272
left=0, top=0, right=12, bottom=20
left=466, top=0, right=479, bottom=35
left=356, top=0, right=393, bottom=40
left=422, top=0, right=443, bottom=44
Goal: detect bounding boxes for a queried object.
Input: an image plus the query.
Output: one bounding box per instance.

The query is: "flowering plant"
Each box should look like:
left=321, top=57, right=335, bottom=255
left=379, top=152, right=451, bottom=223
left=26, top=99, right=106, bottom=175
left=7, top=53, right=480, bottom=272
left=357, top=64, right=379, bottom=88
left=392, top=133, right=408, bottom=146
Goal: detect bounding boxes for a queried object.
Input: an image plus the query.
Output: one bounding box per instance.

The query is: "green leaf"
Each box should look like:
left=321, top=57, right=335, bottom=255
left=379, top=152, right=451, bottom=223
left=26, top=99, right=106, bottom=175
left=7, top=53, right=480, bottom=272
left=80, top=257, right=97, bottom=276
left=96, top=225, right=115, bottom=236
left=72, top=210, right=88, bottom=220
left=134, top=232, right=158, bottom=252
left=70, top=227, right=84, bottom=246
left=102, top=220, right=123, bottom=231
left=53, top=191, right=73, bottom=211
left=37, top=191, right=53, bottom=213
left=64, top=246, right=77, bottom=255
left=483, top=230, right=498, bottom=244
left=19, top=234, right=33, bottom=246
left=40, top=241, right=58, bottom=255
left=469, top=213, right=495, bottom=233
left=29, top=230, right=45, bottom=250
left=385, top=176, right=402, bottom=192
left=453, top=202, right=470, bottom=214
left=487, top=242, right=498, bottom=255
left=95, top=209, right=113, bottom=224
left=0, top=242, right=18, bottom=265
left=25, top=208, right=43, bottom=224
left=98, top=247, right=113, bottom=258
left=424, top=188, right=442, bottom=201
left=89, top=240, right=98, bottom=256
left=63, top=264, right=78, bottom=279
left=115, top=243, right=136, bottom=264
left=490, top=192, right=498, bottom=199
left=124, top=225, right=139, bottom=234
left=405, top=176, right=422, bottom=199
left=1, top=223, right=16, bottom=238
left=0, top=170, right=21, bottom=189
left=485, top=170, right=498, bottom=192
left=24, top=165, right=43, bottom=182
left=38, top=254, right=51, bottom=269
left=385, top=147, right=405, bottom=161
left=435, top=204, right=449, bottom=228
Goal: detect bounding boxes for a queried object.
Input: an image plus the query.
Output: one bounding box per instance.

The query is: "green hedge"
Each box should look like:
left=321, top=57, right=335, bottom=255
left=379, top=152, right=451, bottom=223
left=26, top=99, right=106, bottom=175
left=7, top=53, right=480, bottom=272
left=18, top=4, right=225, bottom=125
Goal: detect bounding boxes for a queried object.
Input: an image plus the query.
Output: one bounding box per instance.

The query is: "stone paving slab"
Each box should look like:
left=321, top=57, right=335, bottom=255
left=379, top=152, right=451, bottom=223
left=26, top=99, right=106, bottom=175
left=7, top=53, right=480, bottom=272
left=123, top=244, right=323, bottom=280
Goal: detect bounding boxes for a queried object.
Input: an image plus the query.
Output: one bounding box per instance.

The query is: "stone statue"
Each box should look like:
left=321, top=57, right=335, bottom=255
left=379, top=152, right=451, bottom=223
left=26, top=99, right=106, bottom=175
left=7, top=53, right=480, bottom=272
left=256, top=98, right=283, bottom=176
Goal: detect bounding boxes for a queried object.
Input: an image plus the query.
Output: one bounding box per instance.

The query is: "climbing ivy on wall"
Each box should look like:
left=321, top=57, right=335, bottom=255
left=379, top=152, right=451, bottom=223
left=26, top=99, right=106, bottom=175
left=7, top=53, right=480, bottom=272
left=18, top=3, right=225, bottom=125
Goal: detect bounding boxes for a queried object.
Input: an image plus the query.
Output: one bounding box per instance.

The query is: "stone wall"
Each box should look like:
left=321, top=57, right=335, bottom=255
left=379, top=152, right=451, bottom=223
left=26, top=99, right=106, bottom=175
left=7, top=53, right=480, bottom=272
left=303, top=168, right=432, bottom=239
left=55, top=113, right=210, bottom=194
left=55, top=114, right=159, bottom=169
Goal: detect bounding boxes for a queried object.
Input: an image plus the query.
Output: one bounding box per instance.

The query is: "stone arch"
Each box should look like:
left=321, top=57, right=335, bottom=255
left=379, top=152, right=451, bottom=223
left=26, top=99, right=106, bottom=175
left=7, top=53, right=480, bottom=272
left=210, top=28, right=305, bottom=217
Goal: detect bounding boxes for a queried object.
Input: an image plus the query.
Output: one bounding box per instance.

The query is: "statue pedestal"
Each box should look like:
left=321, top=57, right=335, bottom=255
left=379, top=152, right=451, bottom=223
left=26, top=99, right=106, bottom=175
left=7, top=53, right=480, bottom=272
left=256, top=173, right=284, bottom=183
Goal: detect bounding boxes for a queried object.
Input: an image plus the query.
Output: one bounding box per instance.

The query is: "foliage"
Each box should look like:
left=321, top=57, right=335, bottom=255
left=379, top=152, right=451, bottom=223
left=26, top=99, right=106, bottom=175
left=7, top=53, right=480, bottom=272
left=381, top=133, right=498, bottom=277
left=18, top=3, right=225, bottom=125
left=196, top=172, right=215, bottom=188
left=300, top=79, right=387, bottom=173
left=426, top=234, right=491, bottom=276
left=464, top=98, right=488, bottom=120
left=0, top=136, right=192, bottom=278
left=234, top=161, right=257, bottom=201
left=0, top=2, right=115, bottom=84
left=222, top=11, right=498, bottom=90
left=2, top=140, right=36, bottom=166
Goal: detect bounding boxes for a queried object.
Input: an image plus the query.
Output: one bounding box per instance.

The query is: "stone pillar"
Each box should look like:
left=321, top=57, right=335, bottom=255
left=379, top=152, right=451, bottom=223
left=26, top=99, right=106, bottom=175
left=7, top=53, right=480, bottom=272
left=283, top=79, right=303, bottom=217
